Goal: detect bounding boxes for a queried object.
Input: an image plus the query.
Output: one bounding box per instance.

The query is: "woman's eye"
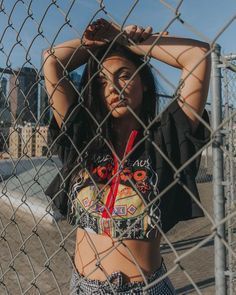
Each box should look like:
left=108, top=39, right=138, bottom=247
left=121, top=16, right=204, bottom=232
left=119, top=74, right=131, bottom=80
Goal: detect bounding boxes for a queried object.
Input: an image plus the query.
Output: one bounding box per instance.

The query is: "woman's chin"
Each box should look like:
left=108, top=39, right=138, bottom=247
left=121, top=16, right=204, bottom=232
left=110, top=107, right=130, bottom=118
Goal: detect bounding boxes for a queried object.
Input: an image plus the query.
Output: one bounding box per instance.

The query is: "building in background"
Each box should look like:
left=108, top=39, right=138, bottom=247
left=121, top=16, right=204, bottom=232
left=0, top=77, right=7, bottom=107
left=39, top=49, right=51, bottom=125
left=39, top=80, right=51, bottom=125
left=0, top=76, right=11, bottom=124
left=21, top=124, right=35, bottom=157
left=38, top=70, right=81, bottom=125
left=0, top=76, right=11, bottom=154
left=8, top=126, right=22, bottom=158
left=8, top=124, right=49, bottom=158
left=35, top=126, right=49, bottom=157
left=2, top=66, right=82, bottom=159
left=9, top=67, right=39, bottom=124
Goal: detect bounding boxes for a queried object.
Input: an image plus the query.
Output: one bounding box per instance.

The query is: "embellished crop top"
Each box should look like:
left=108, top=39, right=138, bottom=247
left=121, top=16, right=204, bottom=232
left=46, top=100, right=211, bottom=239
left=68, top=130, right=161, bottom=239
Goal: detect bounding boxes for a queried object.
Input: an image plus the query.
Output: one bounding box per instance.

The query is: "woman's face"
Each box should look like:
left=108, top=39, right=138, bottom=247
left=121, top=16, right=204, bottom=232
left=97, top=54, right=144, bottom=118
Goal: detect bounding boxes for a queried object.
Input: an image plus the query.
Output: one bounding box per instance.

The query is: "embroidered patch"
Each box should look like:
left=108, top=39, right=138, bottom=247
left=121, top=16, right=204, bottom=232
left=112, top=205, right=127, bottom=216
left=82, top=197, right=90, bottom=207
left=94, top=203, right=104, bottom=213
left=128, top=205, right=137, bottom=215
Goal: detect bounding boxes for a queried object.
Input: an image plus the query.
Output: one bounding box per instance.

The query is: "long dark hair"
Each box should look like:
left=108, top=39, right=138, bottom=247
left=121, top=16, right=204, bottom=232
left=78, top=42, right=158, bottom=152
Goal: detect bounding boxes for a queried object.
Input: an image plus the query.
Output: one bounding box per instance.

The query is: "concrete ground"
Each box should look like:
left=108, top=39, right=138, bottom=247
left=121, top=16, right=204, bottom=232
left=0, top=182, right=216, bottom=294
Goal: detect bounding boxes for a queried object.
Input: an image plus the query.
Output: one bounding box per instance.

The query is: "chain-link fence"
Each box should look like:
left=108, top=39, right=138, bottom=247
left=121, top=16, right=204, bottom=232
left=222, top=56, right=236, bottom=295
left=0, top=1, right=235, bottom=294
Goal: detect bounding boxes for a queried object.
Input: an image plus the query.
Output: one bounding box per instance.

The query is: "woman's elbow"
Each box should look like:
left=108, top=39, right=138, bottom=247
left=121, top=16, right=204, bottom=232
left=197, top=42, right=211, bottom=64
left=190, top=43, right=211, bottom=77
left=42, top=48, right=58, bottom=67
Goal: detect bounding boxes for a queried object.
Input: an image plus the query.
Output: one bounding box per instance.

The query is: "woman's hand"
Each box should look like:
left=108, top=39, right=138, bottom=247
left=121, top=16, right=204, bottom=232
left=82, top=18, right=120, bottom=47
left=123, top=25, right=153, bottom=43
left=82, top=18, right=154, bottom=48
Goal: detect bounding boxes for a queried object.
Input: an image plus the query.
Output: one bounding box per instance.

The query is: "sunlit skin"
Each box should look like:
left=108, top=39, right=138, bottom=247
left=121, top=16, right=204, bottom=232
left=43, top=17, right=211, bottom=285
left=74, top=228, right=162, bottom=282
left=97, top=55, right=144, bottom=120
left=74, top=56, right=163, bottom=282
left=96, top=54, right=147, bottom=156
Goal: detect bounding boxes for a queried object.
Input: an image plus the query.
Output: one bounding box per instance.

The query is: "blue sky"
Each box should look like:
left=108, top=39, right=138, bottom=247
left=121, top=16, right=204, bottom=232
left=0, top=0, right=235, bottom=94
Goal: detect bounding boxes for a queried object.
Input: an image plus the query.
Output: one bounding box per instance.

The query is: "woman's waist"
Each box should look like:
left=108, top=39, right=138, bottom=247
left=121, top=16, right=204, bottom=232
left=74, top=228, right=162, bottom=282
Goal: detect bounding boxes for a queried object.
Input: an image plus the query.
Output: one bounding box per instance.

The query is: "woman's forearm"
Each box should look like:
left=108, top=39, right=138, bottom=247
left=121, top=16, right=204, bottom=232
left=43, top=38, right=91, bottom=71
left=128, top=35, right=211, bottom=132
left=128, top=34, right=210, bottom=70
left=43, top=38, right=93, bottom=127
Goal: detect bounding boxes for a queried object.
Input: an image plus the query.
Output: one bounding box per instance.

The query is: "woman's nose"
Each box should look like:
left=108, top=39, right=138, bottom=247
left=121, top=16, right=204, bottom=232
left=108, top=81, right=118, bottom=93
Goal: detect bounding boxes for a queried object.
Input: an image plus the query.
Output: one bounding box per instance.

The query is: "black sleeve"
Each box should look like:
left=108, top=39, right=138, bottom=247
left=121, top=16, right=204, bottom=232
left=48, top=103, right=86, bottom=164
left=157, top=99, right=211, bottom=233
left=160, top=99, right=210, bottom=176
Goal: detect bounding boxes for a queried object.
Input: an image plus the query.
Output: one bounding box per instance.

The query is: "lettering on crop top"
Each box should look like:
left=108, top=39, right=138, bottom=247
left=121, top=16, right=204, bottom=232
left=68, top=152, right=161, bottom=239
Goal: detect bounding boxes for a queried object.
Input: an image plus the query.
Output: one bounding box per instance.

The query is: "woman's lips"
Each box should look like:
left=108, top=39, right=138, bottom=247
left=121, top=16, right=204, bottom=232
left=109, top=97, right=127, bottom=108
left=110, top=101, right=127, bottom=108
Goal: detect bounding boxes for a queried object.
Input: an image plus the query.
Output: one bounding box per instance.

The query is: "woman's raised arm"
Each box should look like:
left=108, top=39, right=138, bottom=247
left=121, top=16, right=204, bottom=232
left=43, top=19, right=153, bottom=128
left=128, top=34, right=211, bottom=132
left=43, top=38, right=92, bottom=128
left=82, top=19, right=211, bottom=132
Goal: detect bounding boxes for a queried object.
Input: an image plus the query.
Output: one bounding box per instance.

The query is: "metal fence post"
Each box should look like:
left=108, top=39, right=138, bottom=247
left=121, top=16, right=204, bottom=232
left=211, top=43, right=226, bottom=295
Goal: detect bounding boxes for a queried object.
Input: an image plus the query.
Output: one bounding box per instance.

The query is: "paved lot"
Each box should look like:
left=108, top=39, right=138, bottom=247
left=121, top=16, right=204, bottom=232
left=165, top=183, right=215, bottom=294
left=0, top=182, right=215, bottom=294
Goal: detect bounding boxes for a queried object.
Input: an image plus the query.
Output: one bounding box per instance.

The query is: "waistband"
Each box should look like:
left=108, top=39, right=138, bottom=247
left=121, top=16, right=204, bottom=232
left=72, top=258, right=168, bottom=291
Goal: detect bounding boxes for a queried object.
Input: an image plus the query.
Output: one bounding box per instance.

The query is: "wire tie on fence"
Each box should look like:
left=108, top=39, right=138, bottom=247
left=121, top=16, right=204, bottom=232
left=210, top=224, right=219, bottom=234
left=96, top=127, right=103, bottom=135
left=32, top=227, right=39, bottom=235
left=174, top=172, right=182, bottom=183
left=63, top=68, right=70, bottom=80
left=31, top=281, right=38, bottom=289
left=174, top=12, right=184, bottom=24
left=59, top=242, right=66, bottom=250
left=10, top=215, right=16, bottom=223
left=44, top=260, right=51, bottom=270
left=143, top=128, right=150, bottom=136
left=9, top=264, right=15, bottom=272
left=0, top=280, right=6, bottom=286
left=19, top=245, right=27, bottom=255
left=0, top=230, right=7, bottom=240
left=176, top=260, right=184, bottom=271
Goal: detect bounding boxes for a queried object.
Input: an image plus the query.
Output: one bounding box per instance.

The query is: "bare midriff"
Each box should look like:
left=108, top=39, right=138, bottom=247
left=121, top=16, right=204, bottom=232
left=74, top=228, right=162, bottom=283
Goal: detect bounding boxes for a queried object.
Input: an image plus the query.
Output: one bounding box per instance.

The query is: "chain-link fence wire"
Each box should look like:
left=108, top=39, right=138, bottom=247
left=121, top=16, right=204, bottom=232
left=221, top=56, right=236, bottom=295
left=0, top=0, right=235, bottom=294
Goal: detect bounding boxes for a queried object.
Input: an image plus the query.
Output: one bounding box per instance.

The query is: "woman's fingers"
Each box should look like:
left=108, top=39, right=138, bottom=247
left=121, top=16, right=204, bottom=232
left=132, top=26, right=145, bottom=42
left=83, top=19, right=155, bottom=47
left=84, top=19, right=121, bottom=44
left=82, top=19, right=110, bottom=47
left=140, top=26, right=153, bottom=42
left=124, top=25, right=153, bottom=43
left=126, top=25, right=138, bottom=38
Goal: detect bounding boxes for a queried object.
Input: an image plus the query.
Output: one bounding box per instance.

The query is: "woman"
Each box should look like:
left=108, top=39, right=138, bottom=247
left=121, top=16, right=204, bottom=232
left=44, top=19, right=211, bottom=294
